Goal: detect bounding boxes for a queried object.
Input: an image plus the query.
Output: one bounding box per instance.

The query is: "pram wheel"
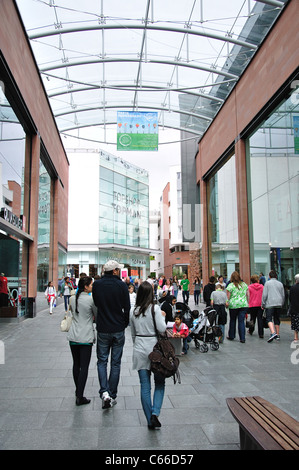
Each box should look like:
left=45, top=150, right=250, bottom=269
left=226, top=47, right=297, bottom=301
left=194, top=338, right=200, bottom=349
left=200, top=344, right=208, bottom=353
left=211, top=342, right=219, bottom=351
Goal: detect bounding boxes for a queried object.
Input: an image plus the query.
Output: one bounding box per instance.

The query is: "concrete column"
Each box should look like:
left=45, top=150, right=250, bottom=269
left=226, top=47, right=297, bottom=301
left=200, top=179, right=209, bottom=285
left=235, top=137, right=251, bottom=284
left=27, top=134, right=40, bottom=298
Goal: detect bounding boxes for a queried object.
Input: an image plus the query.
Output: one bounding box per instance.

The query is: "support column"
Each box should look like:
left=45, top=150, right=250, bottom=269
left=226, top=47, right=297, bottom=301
left=235, top=138, right=251, bottom=284
left=200, top=179, right=209, bottom=286
left=27, top=134, right=40, bottom=298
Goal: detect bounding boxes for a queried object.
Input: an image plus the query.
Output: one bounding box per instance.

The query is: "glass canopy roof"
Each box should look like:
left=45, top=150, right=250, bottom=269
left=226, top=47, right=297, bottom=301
left=16, top=0, right=287, bottom=145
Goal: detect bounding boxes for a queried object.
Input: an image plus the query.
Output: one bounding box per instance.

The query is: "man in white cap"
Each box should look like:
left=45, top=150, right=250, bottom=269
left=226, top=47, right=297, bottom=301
left=92, top=260, right=130, bottom=409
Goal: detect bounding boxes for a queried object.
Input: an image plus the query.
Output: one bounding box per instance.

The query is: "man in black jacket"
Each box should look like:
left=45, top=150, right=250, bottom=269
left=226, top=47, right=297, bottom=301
left=92, top=260, right=130, bottom=409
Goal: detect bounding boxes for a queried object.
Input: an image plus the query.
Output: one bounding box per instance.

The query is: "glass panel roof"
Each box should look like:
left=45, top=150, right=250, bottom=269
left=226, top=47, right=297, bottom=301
left=16, top=0, right=287, bottom=145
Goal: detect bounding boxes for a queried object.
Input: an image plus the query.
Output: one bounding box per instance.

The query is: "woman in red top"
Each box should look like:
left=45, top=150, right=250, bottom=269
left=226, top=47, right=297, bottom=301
left=247, top=275, right=264, bottom=338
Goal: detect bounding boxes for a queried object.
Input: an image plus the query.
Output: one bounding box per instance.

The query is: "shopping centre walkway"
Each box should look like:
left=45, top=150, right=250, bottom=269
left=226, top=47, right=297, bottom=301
left=0, top=293, right=299, bottom=451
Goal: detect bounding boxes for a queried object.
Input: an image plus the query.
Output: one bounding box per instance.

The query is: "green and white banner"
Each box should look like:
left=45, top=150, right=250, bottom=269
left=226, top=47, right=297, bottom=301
left=117, top=111, right=158, bottom=151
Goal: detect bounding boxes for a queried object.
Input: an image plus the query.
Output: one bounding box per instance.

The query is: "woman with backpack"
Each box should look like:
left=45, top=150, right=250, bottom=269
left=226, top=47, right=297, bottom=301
left=130, top=281, right=166, bottom=429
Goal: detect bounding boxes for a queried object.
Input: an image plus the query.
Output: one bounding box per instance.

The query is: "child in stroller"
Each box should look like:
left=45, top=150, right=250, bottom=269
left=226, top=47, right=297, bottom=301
left=189, top=307, right=222, bottom=353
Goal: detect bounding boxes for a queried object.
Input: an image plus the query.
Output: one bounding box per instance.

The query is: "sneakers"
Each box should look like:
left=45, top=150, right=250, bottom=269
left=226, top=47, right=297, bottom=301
left=101, top=391, right=112, bottom=409
left=267, top=333, right=278, bottom=343
left=101, top=392, right=117, bottom=409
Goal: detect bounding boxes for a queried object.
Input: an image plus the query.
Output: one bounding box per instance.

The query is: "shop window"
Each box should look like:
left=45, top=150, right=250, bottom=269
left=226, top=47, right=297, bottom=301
left=248, top=92, right=299, bottom=313
left=207, top=155, right=239, bottom=280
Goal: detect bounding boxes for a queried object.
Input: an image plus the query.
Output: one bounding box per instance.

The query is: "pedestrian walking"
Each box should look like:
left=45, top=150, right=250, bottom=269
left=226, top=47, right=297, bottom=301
left=0, top=273, right=9, bottom=307
left=130, top=281, right=167, bottom=429
left=261, top=270, right=285, bottom=342
left=67, top=276, right=97, bottom=406
left=60, top=276, right=73, bottom=313
left=193, top=276, right=201, bottom=305
left=172, top=275, right=179, bottom=299
left=247, top=275, right=264, bottom=338
left=289, top=274, right=299, bottom=343
left=210, top=284, right=228, bottom=342
left=226, top=271, right=248, bottom=343
left=44, top=281, right=57, bottom=314
left=203, top=276, right=216, bottom=307
left=92, top=260, right=130, bottom=409
left=180, top=274, right=190, bottom=305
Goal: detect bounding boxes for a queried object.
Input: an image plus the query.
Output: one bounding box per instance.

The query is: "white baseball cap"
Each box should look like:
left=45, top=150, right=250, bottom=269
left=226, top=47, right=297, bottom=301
left=103, top=260, right=124, bottom=271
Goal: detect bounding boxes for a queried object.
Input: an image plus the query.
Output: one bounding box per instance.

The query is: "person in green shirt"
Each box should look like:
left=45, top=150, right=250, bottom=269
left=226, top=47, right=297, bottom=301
left=180, top=274, right=190, bottom=305
left=226, top=271, right=248, bottom=343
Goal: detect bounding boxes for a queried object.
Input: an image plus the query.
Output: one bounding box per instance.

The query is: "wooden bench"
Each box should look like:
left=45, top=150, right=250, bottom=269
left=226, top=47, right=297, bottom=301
left=226, top=396, right=299, bottom=450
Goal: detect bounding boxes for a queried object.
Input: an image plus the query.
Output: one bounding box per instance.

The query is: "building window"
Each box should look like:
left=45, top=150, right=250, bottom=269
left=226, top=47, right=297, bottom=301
left=37, top=160, right=51, bottom=291
left=247, top=92, right=299, bottom=311
left=0, top=77, right=28, bottom=316
left=99, top=154, right=149, bottom=248
left=207, top=155, right=239, bottom=280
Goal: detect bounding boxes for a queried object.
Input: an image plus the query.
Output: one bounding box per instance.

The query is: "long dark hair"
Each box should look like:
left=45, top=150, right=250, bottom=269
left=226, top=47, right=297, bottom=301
left=134, top=281, right=154, bottom=317
left=75, top=276, right=93, bottom=313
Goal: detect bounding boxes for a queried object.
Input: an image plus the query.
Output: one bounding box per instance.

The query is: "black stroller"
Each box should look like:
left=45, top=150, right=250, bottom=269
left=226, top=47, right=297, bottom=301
left=175, top=302, right=193, bottom=328
left=190, top=307, right=222, bottom=353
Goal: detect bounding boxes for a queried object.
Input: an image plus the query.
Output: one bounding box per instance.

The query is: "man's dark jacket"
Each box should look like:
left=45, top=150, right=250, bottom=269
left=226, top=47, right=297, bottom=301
left=92, top=273, right=130, bottom=333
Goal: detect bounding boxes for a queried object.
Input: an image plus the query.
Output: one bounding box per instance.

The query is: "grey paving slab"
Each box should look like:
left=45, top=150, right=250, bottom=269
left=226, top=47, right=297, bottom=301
left=0, top=295, right=299, bottom=452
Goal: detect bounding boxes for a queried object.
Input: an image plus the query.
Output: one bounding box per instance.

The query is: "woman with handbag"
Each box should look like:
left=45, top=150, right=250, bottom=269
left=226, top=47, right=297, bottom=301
left=130, top=281, right=167, bottom=429
left=67, top=276, right=97, bottom=406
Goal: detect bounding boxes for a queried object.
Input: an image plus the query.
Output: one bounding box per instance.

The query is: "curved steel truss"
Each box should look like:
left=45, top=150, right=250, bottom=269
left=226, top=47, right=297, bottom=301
left=16, top=0, right=286, bottom=144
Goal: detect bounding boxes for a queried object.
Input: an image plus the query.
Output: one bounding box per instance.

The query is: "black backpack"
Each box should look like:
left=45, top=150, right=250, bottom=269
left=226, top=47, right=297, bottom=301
left=148, top=306, right=181, bottom=384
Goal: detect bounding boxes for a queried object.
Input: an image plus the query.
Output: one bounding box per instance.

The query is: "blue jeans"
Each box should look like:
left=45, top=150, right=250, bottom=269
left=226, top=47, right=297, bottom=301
left=64, top=295, right=70, bottom=312
left=194, top=291, right=200, bottom=305
left=138, top=369, right=165, bottom=425
left=228, top=308, right=247, bottom=342
left=96, top=330, right=125, bottom=399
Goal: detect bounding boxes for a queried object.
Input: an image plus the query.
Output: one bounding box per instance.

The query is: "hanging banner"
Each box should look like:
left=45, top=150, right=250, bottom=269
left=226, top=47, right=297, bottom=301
left=117, top=111, right=158, bottom=151
left=293, top=116, right=299, bottom=154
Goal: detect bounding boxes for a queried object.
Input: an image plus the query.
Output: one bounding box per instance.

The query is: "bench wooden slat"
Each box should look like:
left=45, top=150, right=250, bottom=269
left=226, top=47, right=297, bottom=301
left=235, top=397, right=299, bottom=450
left=227, top=397, right=283, bottom=450
left=246, top=397, right=299, bottom=447
left=227, top=396, right=299, bottom=450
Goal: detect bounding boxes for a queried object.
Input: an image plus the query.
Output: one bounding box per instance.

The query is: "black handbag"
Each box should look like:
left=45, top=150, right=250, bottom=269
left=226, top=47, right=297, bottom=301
left=262, top=311, right=269, bottom=329
left=148, top=305, right=180, bottom=383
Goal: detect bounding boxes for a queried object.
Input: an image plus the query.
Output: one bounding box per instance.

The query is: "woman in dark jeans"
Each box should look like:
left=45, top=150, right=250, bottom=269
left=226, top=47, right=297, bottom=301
left=67, top=277, right=97, bottom=405
left=226, top=271, right=248, bottom=343
left=60, top=276, right=73, bottom=313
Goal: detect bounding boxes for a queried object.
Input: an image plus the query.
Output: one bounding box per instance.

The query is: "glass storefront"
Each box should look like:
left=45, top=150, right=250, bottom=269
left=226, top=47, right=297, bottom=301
left=99, top=153, right=149, bottom=249
left=0, top=82, right=29, bottom=317
left=207, top=155, right=239, bottom=282
left=248, top=93, right=299, bottom=311
left=37, top=160, right=51, bottom=292
left=67, top=248, right=149, bottom=281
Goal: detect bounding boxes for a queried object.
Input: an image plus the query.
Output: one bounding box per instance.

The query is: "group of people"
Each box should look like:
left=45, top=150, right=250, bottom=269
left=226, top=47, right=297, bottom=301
left=48, top=263, right=299, bottom=432
left=63, top=260, right=169, bottom=430
left=146, top=274, right=202, bottom=306
left=203, top=270, right=299, bottom=345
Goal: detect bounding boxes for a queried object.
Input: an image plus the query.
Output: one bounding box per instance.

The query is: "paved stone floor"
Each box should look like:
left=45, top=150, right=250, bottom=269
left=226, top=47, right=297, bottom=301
left=0, top=292, right=298, bottom=451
